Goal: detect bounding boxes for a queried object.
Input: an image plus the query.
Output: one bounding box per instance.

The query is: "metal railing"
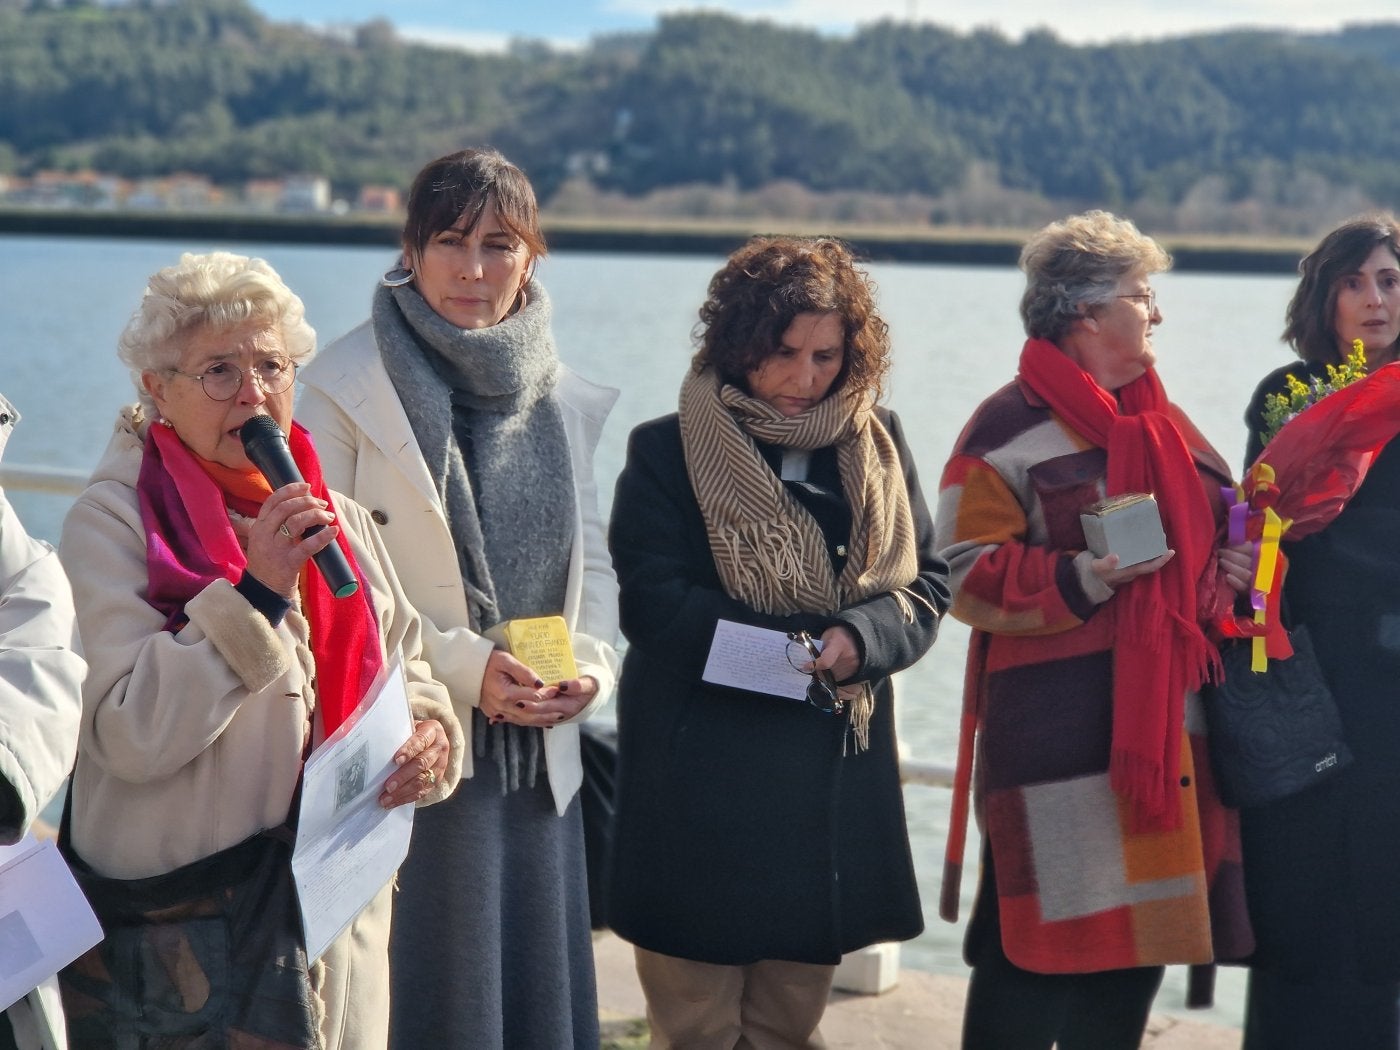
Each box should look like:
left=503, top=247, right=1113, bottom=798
left=901, top=759, right=955, bottom=789
left=0, top=463, right=89, bottom=496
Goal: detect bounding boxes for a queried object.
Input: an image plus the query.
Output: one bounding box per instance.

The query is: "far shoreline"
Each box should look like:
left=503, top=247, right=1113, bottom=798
left=0, top=208, right=1311, bottom=274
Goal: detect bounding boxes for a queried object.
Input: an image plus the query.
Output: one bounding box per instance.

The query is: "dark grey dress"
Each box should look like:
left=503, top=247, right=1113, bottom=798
left=389, top=728, right=597, bottom=1050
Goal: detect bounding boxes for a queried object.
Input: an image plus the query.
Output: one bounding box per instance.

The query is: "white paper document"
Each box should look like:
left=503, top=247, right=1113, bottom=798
left=0, top=834, right=102, bottom=1012
left=701, top=619, right=817, bottom=701
left=293, top=656, right=415, bottom=963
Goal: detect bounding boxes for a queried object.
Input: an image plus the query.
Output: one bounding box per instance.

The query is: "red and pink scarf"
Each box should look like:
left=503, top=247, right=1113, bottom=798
left=137, top=419, right=381, bottom=736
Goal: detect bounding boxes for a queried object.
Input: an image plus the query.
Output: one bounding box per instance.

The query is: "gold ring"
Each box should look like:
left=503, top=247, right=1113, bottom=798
left=419, top=768, right=436, bottom=785
left=279, top=524, right=292, bottom=539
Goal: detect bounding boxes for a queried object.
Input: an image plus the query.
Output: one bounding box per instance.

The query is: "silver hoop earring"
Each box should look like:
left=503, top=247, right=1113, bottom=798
left=381, top=265, right=415, bottom=287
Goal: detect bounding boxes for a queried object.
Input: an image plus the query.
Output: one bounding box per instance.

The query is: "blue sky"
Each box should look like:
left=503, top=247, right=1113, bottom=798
left=247, top=1, right=1400, bottom=51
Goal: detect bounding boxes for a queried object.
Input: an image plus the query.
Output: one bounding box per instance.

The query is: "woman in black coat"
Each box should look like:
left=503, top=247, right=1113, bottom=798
left=606, top=235, right=951, bottom=1048
left=1239, top=214, right=1400, bottom=1049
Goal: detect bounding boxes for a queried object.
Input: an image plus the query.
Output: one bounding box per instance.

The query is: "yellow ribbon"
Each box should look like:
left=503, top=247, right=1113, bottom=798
left=1250, top=507, right=1289, bottom=671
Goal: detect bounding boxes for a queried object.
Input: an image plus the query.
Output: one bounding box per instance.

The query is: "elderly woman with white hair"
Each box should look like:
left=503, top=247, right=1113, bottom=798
left=934, top=211, right=1255, bottom=1049
left=55, top=251, right=463, bottom=1049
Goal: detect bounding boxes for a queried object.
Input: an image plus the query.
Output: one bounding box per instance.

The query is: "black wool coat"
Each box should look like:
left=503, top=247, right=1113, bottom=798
left=1241, top=363, right=1400, bottom=981
left=604, top=408, right=951, bottom=966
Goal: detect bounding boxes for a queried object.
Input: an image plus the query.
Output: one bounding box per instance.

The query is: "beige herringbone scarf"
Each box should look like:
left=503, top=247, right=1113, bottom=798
left=678, top=365, right=919, bottom=749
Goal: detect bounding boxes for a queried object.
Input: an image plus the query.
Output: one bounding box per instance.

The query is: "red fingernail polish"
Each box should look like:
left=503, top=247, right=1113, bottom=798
left=515, top=701, right=526, bottom=709
left=557, top=682, right=569, bottom=693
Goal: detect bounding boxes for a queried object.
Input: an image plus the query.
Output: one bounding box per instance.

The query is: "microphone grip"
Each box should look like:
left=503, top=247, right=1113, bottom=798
left=301, top=524, right=360, bottom=599
left=240, top=417, right=359, bottom=598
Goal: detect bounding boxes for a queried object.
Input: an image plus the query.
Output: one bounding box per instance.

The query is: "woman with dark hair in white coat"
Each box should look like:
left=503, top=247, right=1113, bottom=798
left=298, top=147, right=619, bottom=1050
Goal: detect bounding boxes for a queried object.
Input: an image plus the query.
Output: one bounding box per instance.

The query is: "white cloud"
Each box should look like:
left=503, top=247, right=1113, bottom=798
left=599, top=0, right=1400, bottom=42
left=394, top=24, right=584, bottom=53
left=395, top=25, right=513, bottom=51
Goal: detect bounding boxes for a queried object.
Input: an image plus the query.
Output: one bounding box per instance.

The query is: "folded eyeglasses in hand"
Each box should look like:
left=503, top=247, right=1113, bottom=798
left=785, top=630, right=844, bottom=715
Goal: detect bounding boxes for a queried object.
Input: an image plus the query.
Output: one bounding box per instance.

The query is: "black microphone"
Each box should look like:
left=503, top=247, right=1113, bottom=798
left=239, top=415, right=359, bottom=598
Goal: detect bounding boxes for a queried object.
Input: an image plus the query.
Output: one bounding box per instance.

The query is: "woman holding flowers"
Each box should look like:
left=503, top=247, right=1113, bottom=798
left=1238, top=215, right=1400, bottom=1049
left=935, top=211, right=1254, bottom=1049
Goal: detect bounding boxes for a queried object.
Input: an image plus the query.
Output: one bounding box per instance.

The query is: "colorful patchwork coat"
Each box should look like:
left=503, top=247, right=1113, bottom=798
left=935, top=377, right=1253, bottom=976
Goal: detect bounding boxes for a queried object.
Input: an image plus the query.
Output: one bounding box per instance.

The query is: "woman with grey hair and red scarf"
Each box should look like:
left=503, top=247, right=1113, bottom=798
left=935, top=211, right=1254, bottom=1049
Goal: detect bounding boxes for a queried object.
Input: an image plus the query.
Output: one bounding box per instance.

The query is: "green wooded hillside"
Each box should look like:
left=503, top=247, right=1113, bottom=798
left=4, top=0, right=1399, bottom=227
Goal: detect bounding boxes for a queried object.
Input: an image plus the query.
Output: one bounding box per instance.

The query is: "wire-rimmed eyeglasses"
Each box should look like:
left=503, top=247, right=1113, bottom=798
left=785, top=630, right=844, bottom=715
left=1117, top=289, right=1157, bottom=314
left=168, top=357, right=296, bottom=401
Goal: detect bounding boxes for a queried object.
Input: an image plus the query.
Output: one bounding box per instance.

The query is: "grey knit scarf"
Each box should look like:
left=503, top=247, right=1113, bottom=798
left=374, top=277, right=576, bottom=791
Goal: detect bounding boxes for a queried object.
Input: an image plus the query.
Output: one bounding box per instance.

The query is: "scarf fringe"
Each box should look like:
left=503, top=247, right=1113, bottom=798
left=718, top=520, right=809, bottom=613
left=891, top=585, right=933, bottom=624
left=1123, top=605, right=1219, bottom=688
left=1120, top=603, right=1217, bottom=683
left=1109, top=750, right=1182, bottom=832
left=472, top=708, right=541, bottom=794
left=840, top=684, right=875, bottom=755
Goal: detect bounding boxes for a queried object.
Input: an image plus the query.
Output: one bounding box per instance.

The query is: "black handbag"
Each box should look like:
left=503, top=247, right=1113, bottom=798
left=56, top=795, right=318, bottom=1049
left=1204, top=621, right=1353, bottom=808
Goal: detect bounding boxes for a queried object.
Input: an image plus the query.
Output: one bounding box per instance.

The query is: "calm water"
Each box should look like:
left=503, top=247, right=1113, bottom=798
left=2, top=234, right=1299, bottom=1027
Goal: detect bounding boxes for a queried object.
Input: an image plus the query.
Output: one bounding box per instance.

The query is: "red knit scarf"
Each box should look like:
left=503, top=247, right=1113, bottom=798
left=1019, top=339, right=1220, bottom=830
left=137, top=419, right=382, bottom=736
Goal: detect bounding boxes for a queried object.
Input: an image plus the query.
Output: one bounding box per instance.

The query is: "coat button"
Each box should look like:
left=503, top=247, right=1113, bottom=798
left=371, top=509, right=389, bottom=525
left=1180, top=775, right=1191, bottom=787
left=836, top=544, right=847, bottom=557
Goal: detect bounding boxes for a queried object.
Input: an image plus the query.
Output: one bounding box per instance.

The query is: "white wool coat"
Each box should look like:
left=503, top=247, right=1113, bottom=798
left=298, top=320, right=620, bottom=815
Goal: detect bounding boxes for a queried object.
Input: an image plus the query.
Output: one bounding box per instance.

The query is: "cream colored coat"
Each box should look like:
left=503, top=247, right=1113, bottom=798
left=58, top=408, right=465, bottom=1050
left=298, top=319, right=620, bottom=815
